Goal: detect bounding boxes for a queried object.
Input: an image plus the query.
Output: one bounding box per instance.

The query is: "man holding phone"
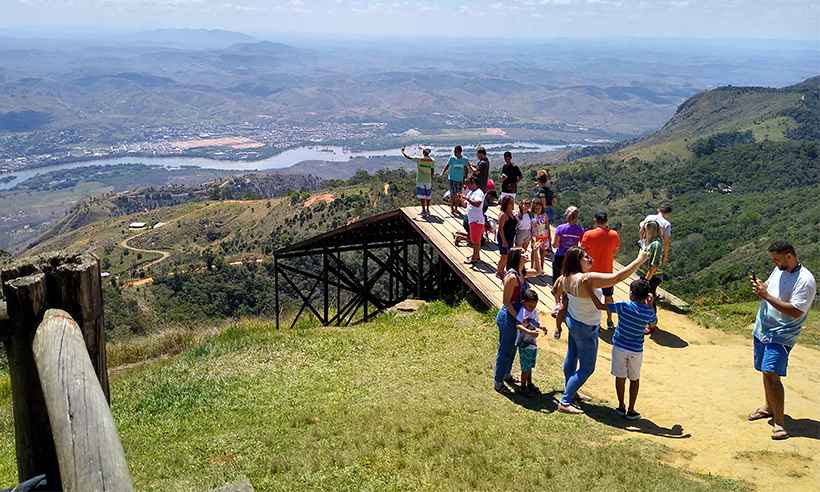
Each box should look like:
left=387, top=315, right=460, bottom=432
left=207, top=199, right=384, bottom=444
left=748, top=241, right=816, bottom=440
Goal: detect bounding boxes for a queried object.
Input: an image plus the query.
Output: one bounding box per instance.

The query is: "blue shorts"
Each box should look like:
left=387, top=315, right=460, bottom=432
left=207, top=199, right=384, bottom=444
left=754, top=337, right=792, bottom=377
left=416, top=184, right=432, bottom=200
left=448, top=179, right=463, bottom=197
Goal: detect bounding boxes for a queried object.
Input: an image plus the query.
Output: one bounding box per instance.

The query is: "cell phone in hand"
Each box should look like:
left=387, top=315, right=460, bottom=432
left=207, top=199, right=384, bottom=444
left=751, top=272, right=758, bottom=282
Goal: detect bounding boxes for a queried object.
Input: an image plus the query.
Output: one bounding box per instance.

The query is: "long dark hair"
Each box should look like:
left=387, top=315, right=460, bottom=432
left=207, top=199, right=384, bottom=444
left=507, top=248, right=526, bottom=274
left=500, top=195, right=514, bottom=214
left=562, top=246, right=587, bottom=277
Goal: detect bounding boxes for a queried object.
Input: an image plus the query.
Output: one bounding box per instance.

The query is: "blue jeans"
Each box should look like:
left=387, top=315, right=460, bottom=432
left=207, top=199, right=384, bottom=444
left=494, top=306, right=518, bottom=384
left=561, top=316, right=600, bottom=405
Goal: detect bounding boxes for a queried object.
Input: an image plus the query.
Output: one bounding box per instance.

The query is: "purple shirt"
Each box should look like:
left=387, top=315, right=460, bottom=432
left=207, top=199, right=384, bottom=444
left=555, top=223, right=585, bottom=256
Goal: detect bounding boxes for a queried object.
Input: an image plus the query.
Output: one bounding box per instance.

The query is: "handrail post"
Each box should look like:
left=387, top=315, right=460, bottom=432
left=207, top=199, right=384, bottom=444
left=1, top=272, right=60, bottom=485
left=1, top=252, right=112, bottom=485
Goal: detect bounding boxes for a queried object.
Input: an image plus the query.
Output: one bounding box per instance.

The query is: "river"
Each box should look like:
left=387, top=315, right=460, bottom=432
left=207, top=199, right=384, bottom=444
left=0, top=141, right=577, bottom=191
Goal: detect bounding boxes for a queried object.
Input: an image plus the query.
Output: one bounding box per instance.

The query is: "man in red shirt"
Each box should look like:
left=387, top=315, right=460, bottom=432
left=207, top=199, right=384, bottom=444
left=581, top=211, right=621, bottom=329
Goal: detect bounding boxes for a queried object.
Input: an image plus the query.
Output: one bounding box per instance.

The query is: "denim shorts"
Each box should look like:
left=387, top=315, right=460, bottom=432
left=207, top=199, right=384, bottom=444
left=754, top=337, right=792, bottom=377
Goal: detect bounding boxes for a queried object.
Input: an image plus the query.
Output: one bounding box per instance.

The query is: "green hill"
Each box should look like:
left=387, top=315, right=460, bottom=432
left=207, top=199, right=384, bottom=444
left=617, top=76, right=819, bottom=160
left=0, top=303, right=748, bottom=491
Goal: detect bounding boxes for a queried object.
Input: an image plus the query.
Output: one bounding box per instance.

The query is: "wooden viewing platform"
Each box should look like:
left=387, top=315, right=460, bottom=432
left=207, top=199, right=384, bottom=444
left=401, top=205, right=688, bottom=314
left=274, top=205, right=687, bottom=329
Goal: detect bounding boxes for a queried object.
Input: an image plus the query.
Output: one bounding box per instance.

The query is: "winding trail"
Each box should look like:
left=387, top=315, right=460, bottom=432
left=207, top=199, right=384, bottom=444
left=119, top=231, right=171, bottom=270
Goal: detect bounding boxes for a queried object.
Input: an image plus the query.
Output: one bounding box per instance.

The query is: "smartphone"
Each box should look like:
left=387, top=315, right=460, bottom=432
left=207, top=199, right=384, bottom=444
left=751, top=272, right=758, bottom=282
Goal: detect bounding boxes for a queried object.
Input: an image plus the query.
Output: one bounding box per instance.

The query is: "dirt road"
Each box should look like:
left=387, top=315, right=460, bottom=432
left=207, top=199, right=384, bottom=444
left=119, top=233, right=171, bottom=270
left=537, top=308, right=820, bottom=491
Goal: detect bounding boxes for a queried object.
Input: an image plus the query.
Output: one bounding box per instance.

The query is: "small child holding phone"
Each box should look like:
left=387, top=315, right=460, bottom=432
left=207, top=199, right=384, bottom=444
left=515, top=289, right=546, bottom=396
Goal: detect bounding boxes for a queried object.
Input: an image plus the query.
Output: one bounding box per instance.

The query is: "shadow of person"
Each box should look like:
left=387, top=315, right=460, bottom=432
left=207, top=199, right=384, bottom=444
left=470, top=260, right=498, bottom=276
left=525, top=276, right=552, bottom=288
left=648, top=327, right=688, bottom=349
left=421, top=213, right=444, bottom=224
left=582, top=402, right=692, bottom=439
left=782, top=415, right=820, bottom=440
left=598, top=327, right=614, bottom=345
left=500, top=389, right=560, bottom=414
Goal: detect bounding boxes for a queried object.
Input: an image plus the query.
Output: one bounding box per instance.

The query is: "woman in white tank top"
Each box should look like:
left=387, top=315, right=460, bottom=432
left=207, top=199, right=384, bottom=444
left=553, top=245, right=648, bottom=415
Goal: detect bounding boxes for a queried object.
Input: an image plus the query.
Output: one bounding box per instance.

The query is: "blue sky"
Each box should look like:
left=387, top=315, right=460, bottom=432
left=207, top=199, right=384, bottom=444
left=4, top=0, right=820, bottom=40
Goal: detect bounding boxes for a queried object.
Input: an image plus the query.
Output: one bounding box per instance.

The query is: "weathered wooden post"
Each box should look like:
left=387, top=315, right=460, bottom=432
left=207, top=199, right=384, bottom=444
left=1, top=252, right=111, bottom=485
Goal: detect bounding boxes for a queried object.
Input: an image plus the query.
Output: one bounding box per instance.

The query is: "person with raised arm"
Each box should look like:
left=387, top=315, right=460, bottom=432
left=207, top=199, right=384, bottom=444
left=748, top=241, right=816, bottom=440
left=401, top=146, right=435, bottom=216
left=552, top=245, right=648, bottom=414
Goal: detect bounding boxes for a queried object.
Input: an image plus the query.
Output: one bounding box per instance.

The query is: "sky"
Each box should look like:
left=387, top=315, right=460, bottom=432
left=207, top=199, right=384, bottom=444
left=3, top=0, right=820, bottom=40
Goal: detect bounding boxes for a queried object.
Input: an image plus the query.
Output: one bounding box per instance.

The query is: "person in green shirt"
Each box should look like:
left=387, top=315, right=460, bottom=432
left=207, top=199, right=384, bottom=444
left=440, top=145, right=469, bottom=216
left=402, top=146, right=435, bottom=216
left=638, top=220, right=663, bottom=333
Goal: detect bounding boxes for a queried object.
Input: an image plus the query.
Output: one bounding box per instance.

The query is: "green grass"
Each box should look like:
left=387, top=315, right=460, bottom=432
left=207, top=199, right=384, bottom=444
left=691, top=302, right=820, bottom=349
left=0, top=303, right=748, bottom=491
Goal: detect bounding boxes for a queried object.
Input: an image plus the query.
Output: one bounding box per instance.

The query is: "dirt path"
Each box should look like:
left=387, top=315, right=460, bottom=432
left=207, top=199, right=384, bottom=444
left=119, top=233, right=171, bottom=270
left=536, top=308, right=820, bottom=491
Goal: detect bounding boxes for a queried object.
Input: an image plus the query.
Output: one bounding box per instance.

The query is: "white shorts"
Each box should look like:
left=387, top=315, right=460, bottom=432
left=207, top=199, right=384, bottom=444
left=499, top=192, right=516, bottom=203
left=611, top=346, right=643, bottom=380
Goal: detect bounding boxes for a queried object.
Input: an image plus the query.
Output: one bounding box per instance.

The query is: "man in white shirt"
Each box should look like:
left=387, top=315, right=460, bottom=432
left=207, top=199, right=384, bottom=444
left=640, top=203, right=672, bottom=265
left=452, top=177, right=485, bottom=264
left=748, top=241, right=816, bottom=440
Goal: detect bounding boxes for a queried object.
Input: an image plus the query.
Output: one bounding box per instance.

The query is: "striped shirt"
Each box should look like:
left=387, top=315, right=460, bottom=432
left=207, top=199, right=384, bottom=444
left=609, top=301, right=657, bottom=353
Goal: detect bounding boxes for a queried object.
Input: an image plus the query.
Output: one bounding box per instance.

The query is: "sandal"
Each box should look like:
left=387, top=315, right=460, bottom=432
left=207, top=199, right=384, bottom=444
left=557, top=403, right=584, bottom=415
left=748, top=408, right=773, bottom=421
left=771, top=427, right=789, bottom=440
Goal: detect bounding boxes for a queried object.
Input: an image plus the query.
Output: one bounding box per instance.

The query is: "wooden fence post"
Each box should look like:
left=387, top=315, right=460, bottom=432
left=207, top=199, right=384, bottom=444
left=1, top=271, right=60, bottom=485
left=1, top=252, right=111, bottom=484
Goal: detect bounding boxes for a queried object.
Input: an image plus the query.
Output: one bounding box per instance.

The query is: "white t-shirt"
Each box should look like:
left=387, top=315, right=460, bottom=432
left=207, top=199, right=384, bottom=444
left=515, top=308, right=540, bottom=347
left=642, top=213, right=671, bottom=239
left=754, top=265, right=817, bottom=346
left=466, top=188, right=486, bottom=225
left=517, top=213, right=532, bottom=232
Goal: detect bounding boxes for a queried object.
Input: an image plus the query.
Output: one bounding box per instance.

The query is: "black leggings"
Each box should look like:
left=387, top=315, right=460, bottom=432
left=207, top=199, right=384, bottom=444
left=642, top=275, right=663, bottom=311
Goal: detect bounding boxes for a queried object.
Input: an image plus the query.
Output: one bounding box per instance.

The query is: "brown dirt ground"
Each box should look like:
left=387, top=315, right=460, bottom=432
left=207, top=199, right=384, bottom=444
left=535, top=308, right=820, bottom=491
left=303, top=193, right=336, bottom=208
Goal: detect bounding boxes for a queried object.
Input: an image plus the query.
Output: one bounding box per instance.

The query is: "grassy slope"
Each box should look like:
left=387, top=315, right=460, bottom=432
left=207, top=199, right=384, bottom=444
left=0, top=304, right=747, bottom=491
left=617, top=87, right=800, bottom=160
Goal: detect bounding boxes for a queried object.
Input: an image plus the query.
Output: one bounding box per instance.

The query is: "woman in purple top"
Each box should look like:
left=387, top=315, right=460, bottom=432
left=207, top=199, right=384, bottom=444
left=551, top=206, right=585, bottom=338
left=552, top=206, right=585, bottom=278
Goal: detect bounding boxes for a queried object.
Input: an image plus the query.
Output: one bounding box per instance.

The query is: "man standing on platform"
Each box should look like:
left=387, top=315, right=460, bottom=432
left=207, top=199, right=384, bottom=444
left=402, top=146, right=435, bottom=216
left=581, top=211, right=621, bottom=330
left=748, top=241, right=816, bottom=441
left=499, top=151, right=522, bottom=203
left=440, top=145, right=469, bottom=216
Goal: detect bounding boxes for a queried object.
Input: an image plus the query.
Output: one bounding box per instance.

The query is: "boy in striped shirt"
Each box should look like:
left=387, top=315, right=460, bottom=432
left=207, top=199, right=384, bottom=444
left=607, top=279, right=657, bottom=420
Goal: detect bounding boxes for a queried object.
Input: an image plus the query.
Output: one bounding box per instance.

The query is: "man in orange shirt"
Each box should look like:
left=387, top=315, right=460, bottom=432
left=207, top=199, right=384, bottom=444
left=581, top=211, right=621, bottom=330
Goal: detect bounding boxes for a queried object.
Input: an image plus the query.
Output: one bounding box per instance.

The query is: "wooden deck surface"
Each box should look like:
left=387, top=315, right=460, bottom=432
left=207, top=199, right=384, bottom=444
left=401, top=205, right=687, bottom=315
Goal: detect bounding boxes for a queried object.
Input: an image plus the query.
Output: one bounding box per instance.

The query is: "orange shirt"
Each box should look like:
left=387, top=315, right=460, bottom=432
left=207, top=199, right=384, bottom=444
left=581, top=226, right=620, bottom=273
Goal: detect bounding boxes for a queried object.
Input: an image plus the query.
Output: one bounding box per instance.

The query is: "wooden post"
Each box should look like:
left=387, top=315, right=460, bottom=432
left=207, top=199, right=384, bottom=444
left=417, top=239, right=424, bottom=299
left=1, top=252, right=112, bottom=484
left=2, top=271, right=59, bottom=485
left=322, top=252, right=329, bottom=324
left=33, top=309, right=134, bottom=492
left=363, top=240, right=369, bottom=320
left=274, top=255, right=279, bottom=330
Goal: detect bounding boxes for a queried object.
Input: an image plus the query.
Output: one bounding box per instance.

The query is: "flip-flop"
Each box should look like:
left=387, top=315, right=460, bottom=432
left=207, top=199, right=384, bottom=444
left=748, top=408, right=773, bottom=421
left=771, top=427, right=789, bottom=440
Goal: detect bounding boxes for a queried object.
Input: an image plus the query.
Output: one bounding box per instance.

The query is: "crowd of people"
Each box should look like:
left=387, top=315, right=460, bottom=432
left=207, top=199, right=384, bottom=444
left=402, top=144, right=816, bottom=440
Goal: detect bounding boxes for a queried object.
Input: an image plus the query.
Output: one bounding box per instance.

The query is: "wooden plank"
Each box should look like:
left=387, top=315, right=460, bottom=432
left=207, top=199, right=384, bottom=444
left=33, top=309, right=134, bottom=492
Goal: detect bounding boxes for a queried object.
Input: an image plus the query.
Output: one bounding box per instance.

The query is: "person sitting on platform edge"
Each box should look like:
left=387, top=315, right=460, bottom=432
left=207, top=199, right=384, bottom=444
left=748, top=240, right=816, bottom=441
left=401, top=146, right=435, bottom=216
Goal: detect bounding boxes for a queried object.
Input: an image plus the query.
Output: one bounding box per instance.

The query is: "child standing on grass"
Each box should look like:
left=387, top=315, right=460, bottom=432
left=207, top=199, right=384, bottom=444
left=606, top=279, right=657, bottom=420
left=515, top=289, right=545, bottom=395
left=402, top=146, right=435, bottom=216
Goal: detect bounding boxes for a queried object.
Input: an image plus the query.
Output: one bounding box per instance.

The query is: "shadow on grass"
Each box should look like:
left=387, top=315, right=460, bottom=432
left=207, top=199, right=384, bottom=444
left=782, top=416, right=820, bottom=440
left=500, top=389, right=560, bottom=414
left=582, top=402, right=692, bottom=439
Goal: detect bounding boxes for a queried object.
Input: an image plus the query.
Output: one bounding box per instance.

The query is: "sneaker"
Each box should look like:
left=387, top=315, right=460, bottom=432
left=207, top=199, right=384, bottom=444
left=528, top=384, right=542, bottom=395
left=514, top=384, right=530, bottom=396
left=557, top=403, right=585, bottom=415
left=625, top=410, right=641, bottom=420
left=494, top=383, right=511, bottom=394
left=615, top=407, right=627, bottom=417
left=504, top=374, right=520, bottom=385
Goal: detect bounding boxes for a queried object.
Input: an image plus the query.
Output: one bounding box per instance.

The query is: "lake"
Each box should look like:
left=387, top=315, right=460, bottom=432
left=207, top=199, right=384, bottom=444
left=0, top=142, right=577, bottom=191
